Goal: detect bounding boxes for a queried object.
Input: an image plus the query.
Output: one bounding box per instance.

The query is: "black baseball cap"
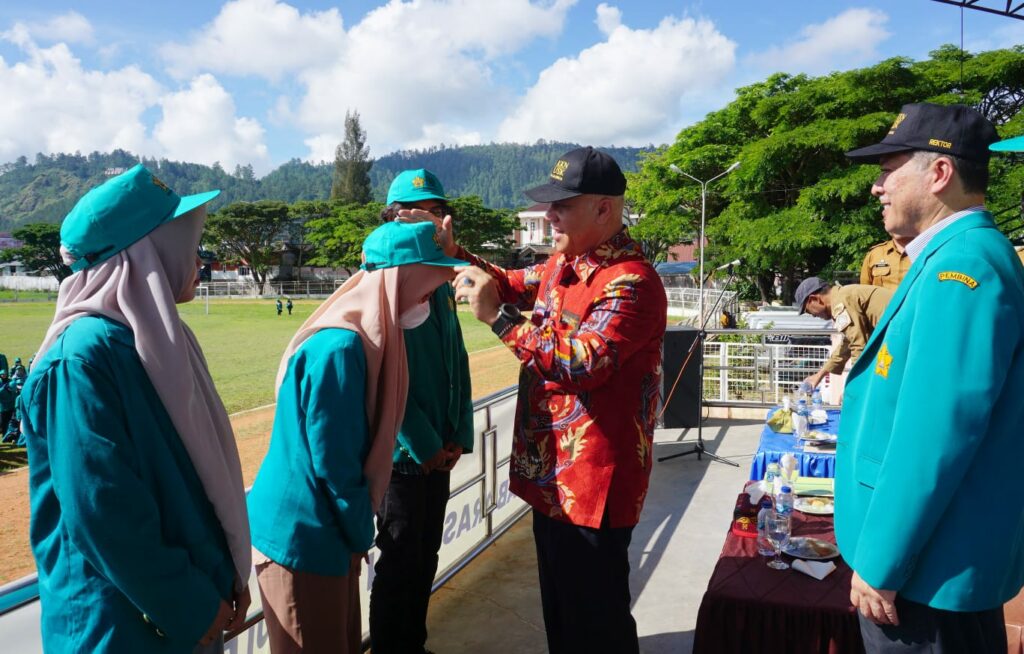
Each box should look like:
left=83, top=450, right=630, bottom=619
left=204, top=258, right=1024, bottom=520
left=525, top=146, right=627, bottom=203
left=845, top=103, right=998, bottom=164
left=794, top=276, right=829, bottom=315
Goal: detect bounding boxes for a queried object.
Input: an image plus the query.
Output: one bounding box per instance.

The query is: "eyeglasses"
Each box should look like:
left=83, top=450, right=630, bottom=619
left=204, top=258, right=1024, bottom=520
left=425, top=206, right=447, bottom=219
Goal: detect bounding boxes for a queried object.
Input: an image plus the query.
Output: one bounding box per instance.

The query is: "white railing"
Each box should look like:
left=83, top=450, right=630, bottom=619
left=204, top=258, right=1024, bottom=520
left=664, top=287, right=738, bottom=320
left=0, top=275, right=59, bottom=292
left=699, top=329, right=834, bottom=404
left=197, top=280, right=348, bottom=299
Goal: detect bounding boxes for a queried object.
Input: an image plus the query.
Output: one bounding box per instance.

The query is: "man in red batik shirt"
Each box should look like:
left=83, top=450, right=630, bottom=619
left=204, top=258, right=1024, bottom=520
left=446, top=146, right=667, bottom=654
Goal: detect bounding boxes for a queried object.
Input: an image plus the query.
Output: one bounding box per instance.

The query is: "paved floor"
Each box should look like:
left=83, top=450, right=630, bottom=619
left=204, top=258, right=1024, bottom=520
left=421, top=417, right=764, bottom=654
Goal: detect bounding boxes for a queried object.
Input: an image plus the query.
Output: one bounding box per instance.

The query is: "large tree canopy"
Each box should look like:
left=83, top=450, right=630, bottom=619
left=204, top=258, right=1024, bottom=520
left=2, top=222, right=71, bottom=280
left=627, top=45, right=1024, bottom=303
left=204, top=200, right=292, bottom=292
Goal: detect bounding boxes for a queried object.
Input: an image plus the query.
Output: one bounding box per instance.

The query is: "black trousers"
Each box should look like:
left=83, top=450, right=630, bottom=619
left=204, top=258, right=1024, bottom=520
left=859, top=596, right=1006, bottom=653
left=0, top=410, right=12, bottom=437
left=369, top=469, right=450, bottom=653
left=532, top=509, right=639, bottom=654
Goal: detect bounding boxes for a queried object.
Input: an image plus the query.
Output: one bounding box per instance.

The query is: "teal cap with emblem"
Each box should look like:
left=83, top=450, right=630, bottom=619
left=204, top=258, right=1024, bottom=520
left=61, top=164, right=221, bottom=272
left=386, top=169, right=447, bottom=205
left=360, top=221, right=467, bottom=271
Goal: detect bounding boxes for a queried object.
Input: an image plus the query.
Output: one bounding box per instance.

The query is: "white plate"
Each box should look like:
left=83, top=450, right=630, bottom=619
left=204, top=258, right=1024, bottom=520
left=784, top=537, right=839, bottom=560
left=799, top=430, right=837, bottom=443
left=794, top=497, right=834, bottom=515
left=809, top=416, right=829, bottom=426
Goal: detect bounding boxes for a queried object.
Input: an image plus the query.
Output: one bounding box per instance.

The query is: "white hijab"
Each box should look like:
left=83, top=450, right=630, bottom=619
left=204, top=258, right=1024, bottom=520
left=36, top=207, right=251, bottom=589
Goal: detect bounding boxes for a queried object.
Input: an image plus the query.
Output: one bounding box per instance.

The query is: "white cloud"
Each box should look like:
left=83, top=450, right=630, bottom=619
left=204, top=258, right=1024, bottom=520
left=161, top=0, right=346, bottom=81
left=0, top=32, right=270, bottom=172
left=293, top=0, right=578, bottom=157
left=154, top=74, right=271, bottom=173
left=1, top=11, right=95, bottom=46
left=497, top=8, right=736, bottom=146
left=595, top=3, right=622, bottom=37
left=0, top=40, right=159, bottom=162
left=752, top=8, right=890, bottom=75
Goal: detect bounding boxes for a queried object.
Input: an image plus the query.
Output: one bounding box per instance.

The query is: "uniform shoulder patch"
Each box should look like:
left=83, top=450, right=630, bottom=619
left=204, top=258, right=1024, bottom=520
left=875, top=343, right=893, bottom=378
left=834, top=309, right=851, bottom=331
left=937, top=271, right=978, bottom=290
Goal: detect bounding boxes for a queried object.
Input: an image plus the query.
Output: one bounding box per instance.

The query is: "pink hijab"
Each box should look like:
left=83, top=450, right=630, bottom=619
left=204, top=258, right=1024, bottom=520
left=276, top=263, right=454, bottom=511
left=36, top=207, right=251, bottom=589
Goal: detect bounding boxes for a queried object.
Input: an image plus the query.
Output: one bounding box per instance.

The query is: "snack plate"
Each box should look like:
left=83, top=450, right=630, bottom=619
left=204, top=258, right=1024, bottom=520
left=784, top=537, right=839, bottom=560
left=799, top=430, right=837, bottom=443
left=794, top=497, right=834, bottom=515
left=809, top=416, right=829, bottom=426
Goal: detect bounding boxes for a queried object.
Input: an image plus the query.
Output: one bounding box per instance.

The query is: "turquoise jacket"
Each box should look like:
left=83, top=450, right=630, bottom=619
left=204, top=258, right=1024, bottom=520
left=247, top=328, right=374, bottom=576
left=835, top=211, right=1024, bottom=611
left=394, top=283, right=474, bottom=465
left=21, top=316, right=235, bottom=653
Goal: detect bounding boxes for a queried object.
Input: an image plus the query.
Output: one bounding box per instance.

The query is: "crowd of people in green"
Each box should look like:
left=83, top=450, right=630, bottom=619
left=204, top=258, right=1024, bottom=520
left=0, top=354, right=30, bottom=444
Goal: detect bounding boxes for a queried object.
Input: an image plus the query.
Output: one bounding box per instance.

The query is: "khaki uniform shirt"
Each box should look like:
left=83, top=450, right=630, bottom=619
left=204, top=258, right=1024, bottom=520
left=1015, top=247, right=1024, bottom=268
left=860, top=240, right=910, bottom=291
left=822, top=284, right=894, bottom=374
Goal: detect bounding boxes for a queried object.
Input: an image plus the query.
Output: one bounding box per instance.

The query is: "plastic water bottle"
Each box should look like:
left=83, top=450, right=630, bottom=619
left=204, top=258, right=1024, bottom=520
left=812, top=388, right=823, bottom=412
left=793, top=398, right=809, bottom=438
left=776, top=485, right=794, bottom=516
left=757, top=497, right=775, bottom=556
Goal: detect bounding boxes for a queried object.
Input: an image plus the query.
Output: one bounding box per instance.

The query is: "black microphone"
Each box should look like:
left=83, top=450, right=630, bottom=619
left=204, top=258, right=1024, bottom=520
left=715, top=258, right=742, bottom=271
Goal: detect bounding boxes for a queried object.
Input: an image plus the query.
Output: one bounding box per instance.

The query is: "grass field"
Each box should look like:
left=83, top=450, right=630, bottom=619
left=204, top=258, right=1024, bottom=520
left=0, top=297, right=507, bottom=414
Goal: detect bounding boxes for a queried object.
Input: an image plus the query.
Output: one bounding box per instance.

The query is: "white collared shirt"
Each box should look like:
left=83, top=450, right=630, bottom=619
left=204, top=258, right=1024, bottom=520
left=905, top=205, right=987, bottom=263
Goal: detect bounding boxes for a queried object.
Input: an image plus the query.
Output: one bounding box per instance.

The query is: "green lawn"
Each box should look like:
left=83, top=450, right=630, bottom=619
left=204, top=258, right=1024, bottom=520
left=0, top=298, right=500, bottom=414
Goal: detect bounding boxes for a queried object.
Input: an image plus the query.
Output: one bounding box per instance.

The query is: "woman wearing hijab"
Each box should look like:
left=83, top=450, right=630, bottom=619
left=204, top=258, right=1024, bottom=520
left=247, top=221, right=466, bottom=654
left=20, top=165, right=251, bottom=653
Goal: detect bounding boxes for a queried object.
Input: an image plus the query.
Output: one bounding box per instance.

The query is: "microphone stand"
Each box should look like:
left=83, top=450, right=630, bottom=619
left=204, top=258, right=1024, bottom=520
left=658, top=264, right=739, bottom=466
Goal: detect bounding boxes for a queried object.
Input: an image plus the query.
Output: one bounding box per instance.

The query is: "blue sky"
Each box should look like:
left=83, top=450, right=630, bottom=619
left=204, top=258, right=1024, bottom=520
left=0, top=1, right=1021, bottom=175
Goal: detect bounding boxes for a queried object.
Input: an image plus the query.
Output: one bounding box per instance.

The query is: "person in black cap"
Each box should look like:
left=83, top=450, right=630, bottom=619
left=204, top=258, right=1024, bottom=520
left=835, top=103, right=1024, bottom=654
left=793, top=277, right=892, bottom=392
left=416, top=146, right=667, bottom=654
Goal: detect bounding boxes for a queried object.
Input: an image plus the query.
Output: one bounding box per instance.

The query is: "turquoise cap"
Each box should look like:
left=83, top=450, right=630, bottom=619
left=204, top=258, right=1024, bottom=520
left=361, top=222, right=467, bottom=271
left=386, top=169, right=446, bottom=205
left=61, top=164, right=221, bottom=272
left=990, top=135, right=1024, bottom=152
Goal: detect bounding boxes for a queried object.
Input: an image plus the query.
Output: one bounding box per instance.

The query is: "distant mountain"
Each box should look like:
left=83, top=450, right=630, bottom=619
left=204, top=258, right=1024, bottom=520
left=0, top=143, right=653, bottom=230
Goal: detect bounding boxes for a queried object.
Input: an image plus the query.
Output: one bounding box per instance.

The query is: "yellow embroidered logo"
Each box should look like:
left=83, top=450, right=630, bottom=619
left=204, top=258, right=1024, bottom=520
left=875, top=343, right=893, bottom=379
left=432, top=232, right=442, bottom=249
left=551, top=159, right=570, bottom=181
left=412, top=176, right=426, bottom=188
left=151, top=176, right=170, bottom=193
left=888, top=113, right=907, bottom=135
left=938, top=271, right=978, bottom=289
left=928, top=138, right=953, bottom=149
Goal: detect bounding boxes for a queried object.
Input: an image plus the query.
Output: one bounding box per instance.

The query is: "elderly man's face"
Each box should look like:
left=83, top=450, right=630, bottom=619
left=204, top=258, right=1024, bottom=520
left=871, top=152, right=934, bottom=241
left=544, top=195, right=611, bottom=257
left=803, top=294, right=830, bottom=320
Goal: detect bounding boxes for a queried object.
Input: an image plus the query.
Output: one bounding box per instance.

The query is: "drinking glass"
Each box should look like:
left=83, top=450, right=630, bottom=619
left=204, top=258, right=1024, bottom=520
left=766, top=512, right=791, bottom=570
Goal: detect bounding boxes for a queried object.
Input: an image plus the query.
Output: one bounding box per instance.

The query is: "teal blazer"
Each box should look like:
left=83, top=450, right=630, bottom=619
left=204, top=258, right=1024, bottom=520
left=247, top=328, right=374, bottom=576
left=835, top=211, right=1024, bottom=611
left=22, top=316, right=235, bottom=653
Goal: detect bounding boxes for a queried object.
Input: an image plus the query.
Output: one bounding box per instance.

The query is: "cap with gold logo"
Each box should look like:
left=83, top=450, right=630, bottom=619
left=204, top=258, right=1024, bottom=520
left=524, top=146, right=627, bottom=203
left=386, top=168, right=446, bottom=205
left=846, top=102, right=997, bottom=164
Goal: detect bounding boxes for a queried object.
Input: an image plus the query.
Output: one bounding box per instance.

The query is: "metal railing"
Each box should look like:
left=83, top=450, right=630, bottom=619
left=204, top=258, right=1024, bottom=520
left=699, top=329, right=835, bottom=405
left=664, top=287, right=738, bottom=318
left=0, top=386, right=527, bottom=654
left=197, top=280, right=348, bottom=299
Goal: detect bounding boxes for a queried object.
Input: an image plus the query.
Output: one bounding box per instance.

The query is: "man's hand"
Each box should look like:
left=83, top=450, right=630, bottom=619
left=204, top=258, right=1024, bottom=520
left=850, top=571, right=899, bottom=626
left=395, top=209, right=457, bottom=257
left=421, top=447, right=449, bottom=473
left=198, top=600, right=234, bottom=645
left=803, top=370, right=826, bottom=390
left=229, top=586, right=251, bottom=630
left=437, top=443, right=463, bottom=471
left=453, top=266, right=500, bottom=326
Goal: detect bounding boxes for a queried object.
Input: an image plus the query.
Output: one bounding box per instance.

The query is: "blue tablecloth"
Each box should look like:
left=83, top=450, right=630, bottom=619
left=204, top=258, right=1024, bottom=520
left=748, top=408, right=842, bottom=481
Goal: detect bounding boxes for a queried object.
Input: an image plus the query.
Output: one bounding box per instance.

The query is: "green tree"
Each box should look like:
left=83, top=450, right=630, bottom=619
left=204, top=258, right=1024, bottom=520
left=2, top=222, right=71, bottom=280
left=288, top=200, right=333, bottom=280
left=305, top=202, right=383, bottom=274
left=330, top=111, right=373, bottom=204
left=628, top=47, right=1024, bottom=304
left=448, top=196, right=520, bottom=261
left=204, top=200, right=291, bottom=292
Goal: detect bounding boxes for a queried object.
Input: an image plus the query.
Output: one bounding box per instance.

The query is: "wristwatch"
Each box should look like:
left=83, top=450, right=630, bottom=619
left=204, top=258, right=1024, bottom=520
left=491, top=303, right=525, bottom=338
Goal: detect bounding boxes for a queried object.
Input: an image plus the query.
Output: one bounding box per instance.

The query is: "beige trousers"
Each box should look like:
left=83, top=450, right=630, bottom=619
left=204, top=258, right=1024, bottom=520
left=255, top=557, right=362, bottom=654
